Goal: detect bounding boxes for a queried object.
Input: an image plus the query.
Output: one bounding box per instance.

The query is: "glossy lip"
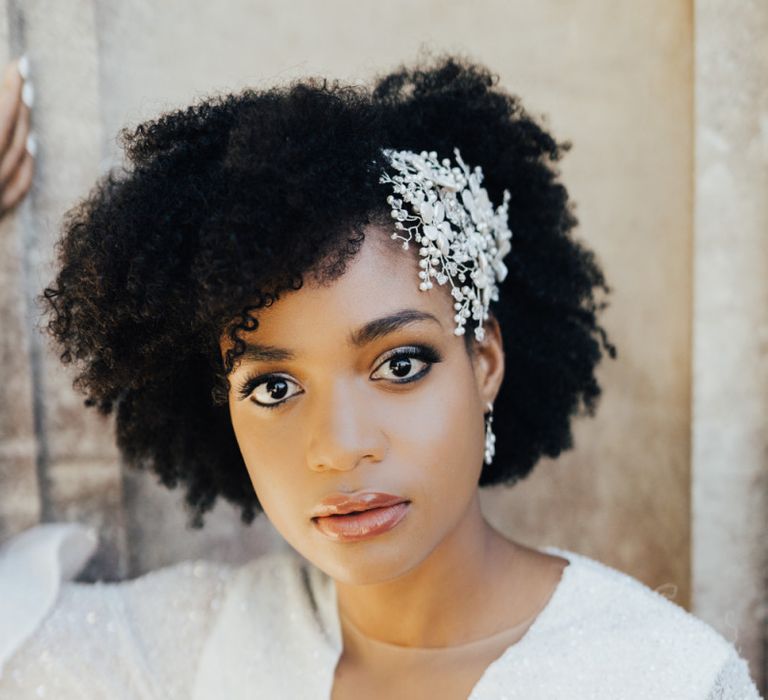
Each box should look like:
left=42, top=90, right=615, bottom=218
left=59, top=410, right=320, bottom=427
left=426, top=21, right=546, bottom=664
left=311, top=491, right=409, bottom=518
left=312, top=501, right=410, bottom=542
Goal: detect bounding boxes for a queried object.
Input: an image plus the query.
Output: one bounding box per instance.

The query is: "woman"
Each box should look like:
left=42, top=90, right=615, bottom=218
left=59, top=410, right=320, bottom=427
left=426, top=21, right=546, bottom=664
left=0, top=54, right=760, bottom=698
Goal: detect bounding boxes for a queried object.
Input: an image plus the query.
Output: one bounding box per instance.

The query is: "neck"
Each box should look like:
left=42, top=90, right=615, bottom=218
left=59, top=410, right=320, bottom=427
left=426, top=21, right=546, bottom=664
left=333, top=491, right=522, bottom=649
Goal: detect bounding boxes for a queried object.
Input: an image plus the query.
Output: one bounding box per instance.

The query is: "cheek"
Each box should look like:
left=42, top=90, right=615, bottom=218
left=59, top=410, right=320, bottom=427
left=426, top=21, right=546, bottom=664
left=388, top=364, right=484, bottom=504
left=229, top=407, right=296, bottom=508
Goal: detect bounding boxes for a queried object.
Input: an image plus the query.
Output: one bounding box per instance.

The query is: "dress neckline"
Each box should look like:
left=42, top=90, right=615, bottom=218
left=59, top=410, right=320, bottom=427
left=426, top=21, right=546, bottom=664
left=323, top=545, right=577, bottom=697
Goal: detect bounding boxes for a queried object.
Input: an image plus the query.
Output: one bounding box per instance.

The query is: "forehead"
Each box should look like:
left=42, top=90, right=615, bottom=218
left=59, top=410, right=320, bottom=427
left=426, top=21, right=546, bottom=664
left=233, top=225, right=455, bottom=344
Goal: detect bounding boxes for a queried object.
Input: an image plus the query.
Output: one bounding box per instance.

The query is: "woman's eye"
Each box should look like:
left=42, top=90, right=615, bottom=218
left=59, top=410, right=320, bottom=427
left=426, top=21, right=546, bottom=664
left=370, top=346, right=441, bottom=384
left=239, top=345, right=442, bottom=408
left=245, top=376, right=302, bottom=408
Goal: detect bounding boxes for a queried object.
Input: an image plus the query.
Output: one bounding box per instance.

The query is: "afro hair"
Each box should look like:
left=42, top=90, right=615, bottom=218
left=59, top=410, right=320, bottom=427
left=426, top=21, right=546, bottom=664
left=42, top=52, right=617, bottom=527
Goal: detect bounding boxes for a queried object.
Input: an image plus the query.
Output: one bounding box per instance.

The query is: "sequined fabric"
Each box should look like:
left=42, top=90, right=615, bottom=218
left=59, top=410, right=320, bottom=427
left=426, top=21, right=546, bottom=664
left=0, top=525, right=762, bottom=699
left=1, top=556, right=232, bottom=698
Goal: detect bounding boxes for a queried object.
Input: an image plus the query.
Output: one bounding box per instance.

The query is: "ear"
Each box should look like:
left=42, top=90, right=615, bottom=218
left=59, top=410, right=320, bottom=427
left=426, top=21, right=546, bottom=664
left=470, top=314, right=505, bottom=408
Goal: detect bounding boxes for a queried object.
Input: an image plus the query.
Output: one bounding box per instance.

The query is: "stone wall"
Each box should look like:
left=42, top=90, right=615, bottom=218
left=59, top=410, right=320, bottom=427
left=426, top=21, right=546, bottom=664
left=692, top=0, right=768, bottom=688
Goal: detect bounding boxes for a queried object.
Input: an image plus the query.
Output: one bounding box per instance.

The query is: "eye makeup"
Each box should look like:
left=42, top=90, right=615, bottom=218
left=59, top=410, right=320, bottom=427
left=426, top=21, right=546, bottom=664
left=371, top=344, right=441, bottom=385
left=235, top=343, right=443, bottom=408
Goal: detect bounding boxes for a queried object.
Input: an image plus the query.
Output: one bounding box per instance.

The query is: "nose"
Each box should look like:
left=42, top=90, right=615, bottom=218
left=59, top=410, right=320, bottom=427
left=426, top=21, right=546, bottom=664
left=306, top=377, right=386, bottom=472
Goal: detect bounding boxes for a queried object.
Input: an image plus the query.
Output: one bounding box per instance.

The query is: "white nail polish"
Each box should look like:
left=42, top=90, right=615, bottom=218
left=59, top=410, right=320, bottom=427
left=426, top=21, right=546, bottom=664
left=21, top=81, right=34, bottom=108
left=26, top=132, right=37, bottom=158
left=17, top=54, right=30, bottom=81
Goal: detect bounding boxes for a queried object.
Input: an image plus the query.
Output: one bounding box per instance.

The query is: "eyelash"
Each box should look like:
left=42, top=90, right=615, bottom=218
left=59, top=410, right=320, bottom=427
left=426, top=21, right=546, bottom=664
left=236, top=344, right=443, bottom=409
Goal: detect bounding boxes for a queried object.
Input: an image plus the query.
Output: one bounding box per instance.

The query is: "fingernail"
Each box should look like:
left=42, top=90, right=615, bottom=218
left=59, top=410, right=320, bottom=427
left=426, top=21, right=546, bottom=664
left=21, top=81, right=34, bottom=108
left=26, top=132, right=37, bottom=158
left=17, top=54, right=30, bottom=81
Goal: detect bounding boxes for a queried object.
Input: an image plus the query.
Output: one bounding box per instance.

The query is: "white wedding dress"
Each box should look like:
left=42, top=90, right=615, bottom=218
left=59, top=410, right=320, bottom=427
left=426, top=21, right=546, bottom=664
left=0, top=523, right=761, bottom=699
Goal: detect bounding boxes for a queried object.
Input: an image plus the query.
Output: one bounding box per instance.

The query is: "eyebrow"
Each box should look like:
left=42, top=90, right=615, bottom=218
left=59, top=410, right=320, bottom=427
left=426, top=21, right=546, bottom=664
left=238, top=308, right=443, bottom=363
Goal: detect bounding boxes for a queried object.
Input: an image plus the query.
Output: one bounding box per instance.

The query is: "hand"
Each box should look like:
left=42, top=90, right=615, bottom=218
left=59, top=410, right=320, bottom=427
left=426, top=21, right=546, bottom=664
left=0, top=56, right=34, bottom=219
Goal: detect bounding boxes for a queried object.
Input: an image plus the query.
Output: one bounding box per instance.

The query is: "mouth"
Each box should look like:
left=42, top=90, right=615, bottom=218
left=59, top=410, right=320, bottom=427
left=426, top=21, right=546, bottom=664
left=312, top=501, right=411, bottom=542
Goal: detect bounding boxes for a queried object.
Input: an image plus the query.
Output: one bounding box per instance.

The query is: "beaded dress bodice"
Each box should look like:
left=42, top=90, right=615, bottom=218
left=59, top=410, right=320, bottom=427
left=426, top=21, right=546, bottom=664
left=0, top=524, right=761, bottom=699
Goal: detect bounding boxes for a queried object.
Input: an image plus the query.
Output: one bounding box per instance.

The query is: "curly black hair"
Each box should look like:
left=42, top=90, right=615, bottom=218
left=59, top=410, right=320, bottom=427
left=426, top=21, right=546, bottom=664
left=41, top=52, right=617, bottom=528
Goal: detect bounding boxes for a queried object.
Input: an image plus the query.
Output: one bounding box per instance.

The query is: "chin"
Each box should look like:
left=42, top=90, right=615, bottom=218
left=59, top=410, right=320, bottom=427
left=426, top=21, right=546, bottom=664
left=309, top=535, right=433, bottom=586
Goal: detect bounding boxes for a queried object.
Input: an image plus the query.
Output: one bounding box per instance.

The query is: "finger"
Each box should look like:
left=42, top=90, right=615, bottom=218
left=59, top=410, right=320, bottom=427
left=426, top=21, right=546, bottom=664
left=0, top=150, right=34, bottom=215
left=0, top=60, right=24, bottom=156
left=0, top=101, right=31, bottom=186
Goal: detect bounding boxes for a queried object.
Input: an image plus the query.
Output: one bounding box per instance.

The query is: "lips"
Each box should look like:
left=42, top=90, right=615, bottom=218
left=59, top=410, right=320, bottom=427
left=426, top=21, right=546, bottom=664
left=311, top=491, right=408, bottom=518
left=311, top=491, right=411, bottom=542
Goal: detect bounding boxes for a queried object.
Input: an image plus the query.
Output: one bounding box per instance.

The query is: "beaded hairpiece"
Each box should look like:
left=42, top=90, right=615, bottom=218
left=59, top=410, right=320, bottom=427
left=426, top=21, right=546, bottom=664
left=379, top=147, right=513, bottom=342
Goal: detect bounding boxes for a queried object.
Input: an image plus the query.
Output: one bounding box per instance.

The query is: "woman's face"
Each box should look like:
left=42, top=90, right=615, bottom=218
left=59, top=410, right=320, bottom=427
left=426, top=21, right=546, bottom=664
left=223, top=224, right=504, bottom=584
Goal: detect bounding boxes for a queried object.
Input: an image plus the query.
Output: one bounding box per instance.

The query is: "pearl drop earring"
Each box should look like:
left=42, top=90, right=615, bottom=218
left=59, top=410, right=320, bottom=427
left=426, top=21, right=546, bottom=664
left=484, top=401, right=496, bottom=466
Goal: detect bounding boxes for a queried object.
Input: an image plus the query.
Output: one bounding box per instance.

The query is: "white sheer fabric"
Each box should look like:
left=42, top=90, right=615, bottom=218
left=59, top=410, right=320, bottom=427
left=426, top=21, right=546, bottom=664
left=706, top=652, right=764, bottom=700
left=0, top=524, right=761, bottom=699
left=0, top=523, right=97, bottom=675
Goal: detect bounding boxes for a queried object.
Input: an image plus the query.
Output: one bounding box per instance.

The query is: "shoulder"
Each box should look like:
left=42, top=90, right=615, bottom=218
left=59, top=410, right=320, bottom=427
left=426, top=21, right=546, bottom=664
left=551, top=546, right=734, bottom=650
left=227, top=546, right=321, bottom=598
left=531, top=546, right=761, bottom=698
left=0, top=523, right=236, bottom=698
left=191, top=549, right=343, bottom=699
left=208, top=547, right=333, bottom=636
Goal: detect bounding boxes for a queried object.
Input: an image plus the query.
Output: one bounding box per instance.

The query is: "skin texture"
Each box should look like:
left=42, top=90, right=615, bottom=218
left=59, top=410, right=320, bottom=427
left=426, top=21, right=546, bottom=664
left=0, top=59, right=34, bottom=217
left=224, top=224, right=568, bottom=653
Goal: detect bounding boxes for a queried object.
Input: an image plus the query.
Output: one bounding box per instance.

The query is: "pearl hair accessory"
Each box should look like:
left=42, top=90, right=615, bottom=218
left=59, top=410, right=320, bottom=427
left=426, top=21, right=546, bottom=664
left=379, top=147, right=513, bottom=342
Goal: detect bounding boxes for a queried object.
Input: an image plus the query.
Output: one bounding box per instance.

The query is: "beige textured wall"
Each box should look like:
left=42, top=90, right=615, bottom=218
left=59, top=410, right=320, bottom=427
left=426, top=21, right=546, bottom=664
left=692, top=0, right=768, bottom=688
left=0, top=0, right=763, bottom=688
